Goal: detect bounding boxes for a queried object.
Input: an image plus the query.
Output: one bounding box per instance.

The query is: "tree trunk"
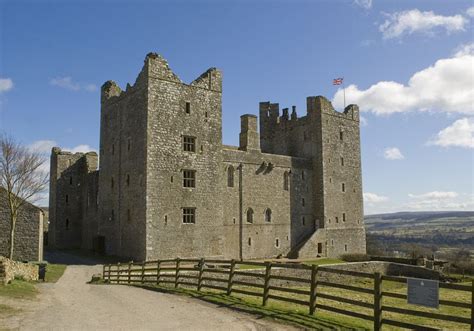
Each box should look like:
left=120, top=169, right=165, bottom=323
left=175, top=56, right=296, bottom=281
left=9, top=215, right=16, bottom=260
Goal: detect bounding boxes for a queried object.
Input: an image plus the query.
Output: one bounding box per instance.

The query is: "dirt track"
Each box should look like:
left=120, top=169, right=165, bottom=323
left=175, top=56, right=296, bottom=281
left=8, top=260, right=296, bottom=330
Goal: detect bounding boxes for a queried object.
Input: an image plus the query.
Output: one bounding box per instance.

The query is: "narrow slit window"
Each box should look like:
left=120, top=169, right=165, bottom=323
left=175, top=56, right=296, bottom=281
left=344, top=244, right=348, bottom=252
left=65, top=218, right=69, bottom=230
left=340, top=130, right=344, bottom=141
left=127, top=138, right=131, bottom=151
left=248, top=237, right=252, bottom=246
left=69, top=176, right=73, bottom=185
left=111, top=177, right=114, bottom=189
left=126, top=174, right=130, bottom=186
left=246, top=208, right=254, bottom=224
left=343, top=213, right=346, bottom=222
left=111, top=209, right=114, bottom=222
left=283, top=171, right=289, bottom=191
left=227, top=166, right=234, bottom=187
left=183, top=136, right=196, bottom=152
left=127, top=209, right=131, bottom=222
left=183, top=170, right=196, bottom=188
left=341, top=157, right=344, bottom=166
left=65, top=194, right=69, bottom=205
left=185, top=102, right=191, bottom=114
left=265, top=209, right=272, bottom=223
left=275, top=238, right=280, bottom=248
left=342, top=183, right=345, bottom=192
left=182, top=208, right=196, bottom=224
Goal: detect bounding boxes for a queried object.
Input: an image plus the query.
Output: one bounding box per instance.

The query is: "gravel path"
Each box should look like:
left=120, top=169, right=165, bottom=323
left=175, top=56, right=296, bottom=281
left=14, top=262, right=297, bottom=331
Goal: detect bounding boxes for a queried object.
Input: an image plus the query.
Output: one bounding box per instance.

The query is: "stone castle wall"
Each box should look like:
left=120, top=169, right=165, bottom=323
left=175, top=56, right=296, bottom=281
left=0, top=256, right=39, bottom=284
left=0, top=190, right=43, bottom=262
left=49, top=53, right=366, bottom=261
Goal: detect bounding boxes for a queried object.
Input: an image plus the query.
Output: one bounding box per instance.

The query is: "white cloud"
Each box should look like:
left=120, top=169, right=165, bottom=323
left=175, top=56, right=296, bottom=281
left=384, top=147, right=404, bottom=160
left=0, top=77, right=13, bottom=93
left=379, top=9, right=467, bottom=39
left=50, top=76, right=97, bottom=92
left=428, top=117, right=474, bottom=149
left=408, top=191, right=458, bottom=199
left=466, top=6, right=474, bottom=18
left=28, top=140, right=57, bottom=154
left=332, top=44, right=474, bottom=116
left=68, top=144, right=96, bottom=153
left=404, top=191, right=473, bottom=211
left=364, top=192, right=388, bottom=203
left=354, top=0, right=372, bottom=10
left=359, top=115, right=368, bottom=126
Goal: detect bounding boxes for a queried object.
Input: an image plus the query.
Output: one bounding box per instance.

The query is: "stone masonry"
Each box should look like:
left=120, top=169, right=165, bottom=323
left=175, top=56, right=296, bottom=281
left=48, top=53, right=366, bottom=261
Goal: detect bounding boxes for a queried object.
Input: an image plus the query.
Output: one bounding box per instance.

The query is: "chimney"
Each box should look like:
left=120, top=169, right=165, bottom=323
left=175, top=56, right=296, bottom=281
left=239, top=115, right=260, bottom=152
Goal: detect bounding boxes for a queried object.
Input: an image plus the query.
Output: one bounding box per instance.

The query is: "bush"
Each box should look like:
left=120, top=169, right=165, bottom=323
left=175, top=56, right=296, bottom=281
left=340, top=254, right=370, bottom=262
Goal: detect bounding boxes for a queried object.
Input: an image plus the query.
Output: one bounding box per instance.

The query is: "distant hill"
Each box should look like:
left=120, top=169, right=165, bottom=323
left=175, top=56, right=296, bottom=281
left=364, top=211, right=474, bottom=254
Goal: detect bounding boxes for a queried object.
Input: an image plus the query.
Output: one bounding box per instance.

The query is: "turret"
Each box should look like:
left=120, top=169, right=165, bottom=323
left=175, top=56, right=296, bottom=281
left=239, top=114, right=260, bottom=152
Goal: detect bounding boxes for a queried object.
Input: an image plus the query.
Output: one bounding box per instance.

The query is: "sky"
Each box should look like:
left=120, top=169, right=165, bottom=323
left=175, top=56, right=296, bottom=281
left=0, top=0, right=473, bottom=214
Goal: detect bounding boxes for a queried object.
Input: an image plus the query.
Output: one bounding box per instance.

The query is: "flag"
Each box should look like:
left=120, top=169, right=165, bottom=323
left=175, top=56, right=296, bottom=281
left=333, top=77, right=343, bottom=85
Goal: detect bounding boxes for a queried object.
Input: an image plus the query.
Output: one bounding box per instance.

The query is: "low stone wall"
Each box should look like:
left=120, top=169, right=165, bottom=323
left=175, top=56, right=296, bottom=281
left=0, top=256, right=39, bottom=285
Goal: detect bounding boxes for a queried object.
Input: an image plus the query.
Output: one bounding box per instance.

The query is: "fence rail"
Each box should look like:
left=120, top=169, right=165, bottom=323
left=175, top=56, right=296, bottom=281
left=102, top=258, right=474, bottom=331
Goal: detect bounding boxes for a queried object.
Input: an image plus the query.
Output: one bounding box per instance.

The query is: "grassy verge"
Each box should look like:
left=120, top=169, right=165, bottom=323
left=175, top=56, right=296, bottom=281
left=303, top=258, right=344, bottom=266
left=44, top=264, right=67, bottom=283
left=135, top=284, right=369, bottom=330
left=0, top=280, right=38, bottom=300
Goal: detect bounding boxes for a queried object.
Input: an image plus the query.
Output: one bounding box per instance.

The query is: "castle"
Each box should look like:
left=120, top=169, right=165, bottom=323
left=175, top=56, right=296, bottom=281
left=48, top=53, right=366, bottom=261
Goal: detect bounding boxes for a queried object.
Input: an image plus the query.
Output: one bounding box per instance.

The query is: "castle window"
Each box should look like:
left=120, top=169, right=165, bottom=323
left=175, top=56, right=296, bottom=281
left=344, top=244, right=348, bottom=252
left=111, top=209, right=114, bottom=221
left=164, top=215, right=168, bottom=225
left=342, top=183, right=345, bottom=192
left=335, top=216, right=339, bottom=223
left=265, top=209, right=272, bottom=223
left=301, top=171, right=305, bottom=180
left=200, top=145, right=204, bottom=153
left=126, top=174, right=130, bottom=186
left=341, top=157, right=344, bottom=166
left=343, top=213, right=346, bottom=222
left=329, top=177, right=332, bottom=183
left=182, top=208, right=196, bottom=224
left=283, top=171, right=289, bottom=191
left=331, top=239, right=334, bottom=246
left=246, top=208, right=254, bottom=224
left=127, top=138, right=131, bottom=151
left=302, top=217, right=306, bottom=225
left=111, top=177, right=114, bottom=189
left=328, top=218, right=331, bottom=224
left=205, top=111, right=208, bottom=118
left=302, top=198, right=305, bottom=207
left=275, top=238, right=280, bottom=248
left=65, top=194, right=69, bottom=205
left=340, top=130, right=344, bottom=141
left=185, top=102, right=191, bottom=114
left=65, top=218, right=69, bottom=230
left=183, top=170, right=196, bottom=188
left=112, top=144, right=115, bottom=155
left=69, top=176, right=73, bottom=185
left=171, top=176, right=174, bottom=183
left=248, top=237, right=252, bottom=246
left=183, top=136, right=196, bottom=152
left=127, top=209, right=131, bottom=222
left=227, top=166, right=234, bottom=187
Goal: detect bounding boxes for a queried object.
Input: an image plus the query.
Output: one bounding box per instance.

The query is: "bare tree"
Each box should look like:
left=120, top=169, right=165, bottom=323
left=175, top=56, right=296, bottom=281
left=0, top=135, right=48, bottom=259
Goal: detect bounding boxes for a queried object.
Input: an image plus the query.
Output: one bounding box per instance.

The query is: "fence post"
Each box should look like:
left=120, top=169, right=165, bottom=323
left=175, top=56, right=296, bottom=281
left=140, top=262, right=145, bottom=284
left=117, top=263, right=121, bottom=284
left=227, top=259, right=236, bottom=295
left=108, top=264, right=111, bottom=283
left=373, top=272, right=382, bottom=331
left=127, top=261, right=132, bottom=284
left=471, top=280, right=473, bottom=331
left=156, top=260, right=161, bottom=286
left=197, top=258, right=205, bottom=291
left=102, top=264, right=106, bottom=280
left=309, top=265, right=318, bottom=315
left=262, top=262, right=272, bottom=306
left=175, top=258, right=181, bottom=288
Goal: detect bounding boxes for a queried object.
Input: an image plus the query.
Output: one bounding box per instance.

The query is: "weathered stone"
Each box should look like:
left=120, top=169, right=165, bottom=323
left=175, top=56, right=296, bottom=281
left=48, top=53, right=366, bottom=261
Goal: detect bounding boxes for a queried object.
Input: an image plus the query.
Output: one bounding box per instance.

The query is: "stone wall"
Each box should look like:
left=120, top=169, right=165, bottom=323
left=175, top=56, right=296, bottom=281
left=0, top=189, right=43, bottom=261
left=0, top=256, right=38, bottom=285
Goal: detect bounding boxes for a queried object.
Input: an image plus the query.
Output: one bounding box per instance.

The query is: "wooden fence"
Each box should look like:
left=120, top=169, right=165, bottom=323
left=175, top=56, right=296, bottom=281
left=102, top=258, right=474, bottom=330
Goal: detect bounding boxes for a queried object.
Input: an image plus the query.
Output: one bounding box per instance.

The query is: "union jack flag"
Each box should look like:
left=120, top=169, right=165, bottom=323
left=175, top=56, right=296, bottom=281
left=333, top=77, right=343, bottom=85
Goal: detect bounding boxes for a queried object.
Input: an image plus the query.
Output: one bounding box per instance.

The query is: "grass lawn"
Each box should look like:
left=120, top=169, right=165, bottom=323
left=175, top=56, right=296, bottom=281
left=0, top=280, right=38, bottom=300
left=119, top=273, right=472, bottom=331
left=44, top=264, right=67, bottom=283
left=303, top=258, right=344, bottom=266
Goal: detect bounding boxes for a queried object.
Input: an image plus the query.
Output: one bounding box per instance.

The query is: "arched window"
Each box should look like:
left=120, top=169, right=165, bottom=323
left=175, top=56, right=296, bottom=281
left=227, top=166, right=234, bottom=187
left=283, top=171, right=289, bottom=191
left=246, top=208, right=254, bottom=223
left=265, top=209, right=272, bottom=223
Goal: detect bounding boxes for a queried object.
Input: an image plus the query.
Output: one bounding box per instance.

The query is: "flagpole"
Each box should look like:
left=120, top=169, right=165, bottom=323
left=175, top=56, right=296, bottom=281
left=343, top=77, right=346, bottom=110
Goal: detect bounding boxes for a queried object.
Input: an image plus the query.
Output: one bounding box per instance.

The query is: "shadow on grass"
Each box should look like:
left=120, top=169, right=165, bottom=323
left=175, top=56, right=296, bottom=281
left=135, top=284, right=368, bottom=330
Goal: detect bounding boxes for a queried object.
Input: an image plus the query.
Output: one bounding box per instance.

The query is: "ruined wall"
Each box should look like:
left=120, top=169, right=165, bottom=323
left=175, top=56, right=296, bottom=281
left=0, top=257, right=39, bottom=284
left=0, top=190, right=43, bottom=261
left=145, top=53, right=224, bottom=260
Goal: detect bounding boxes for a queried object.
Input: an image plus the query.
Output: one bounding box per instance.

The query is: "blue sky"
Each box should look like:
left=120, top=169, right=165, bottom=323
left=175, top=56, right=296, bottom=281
left=0, top=0, right=473, bottom=214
